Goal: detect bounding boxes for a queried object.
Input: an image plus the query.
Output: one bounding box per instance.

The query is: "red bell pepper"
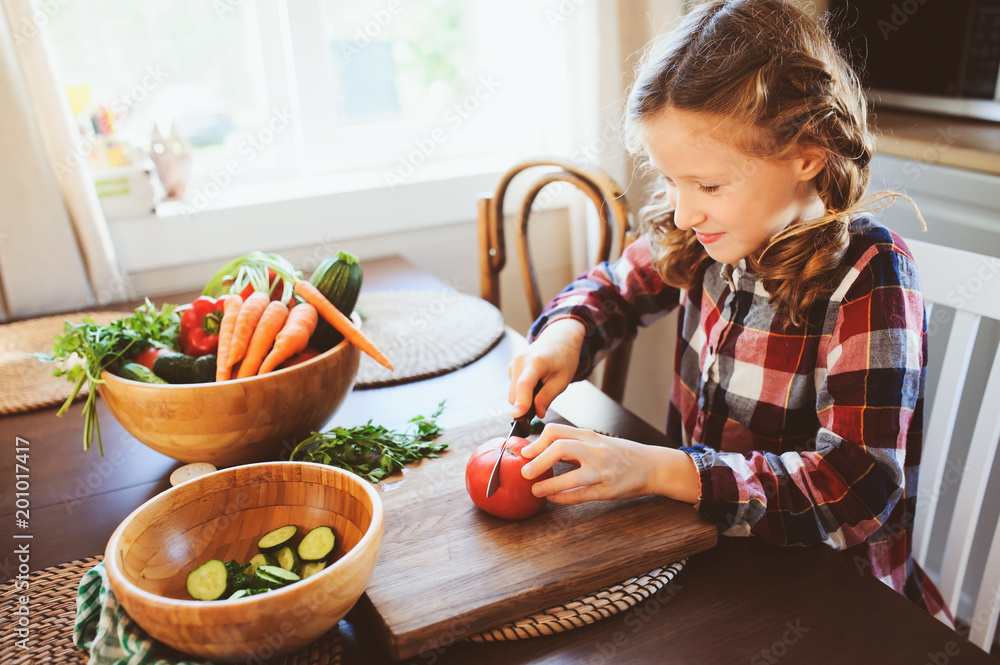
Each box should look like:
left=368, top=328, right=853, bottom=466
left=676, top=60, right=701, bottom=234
left=180, top=296, right=225, bottom=357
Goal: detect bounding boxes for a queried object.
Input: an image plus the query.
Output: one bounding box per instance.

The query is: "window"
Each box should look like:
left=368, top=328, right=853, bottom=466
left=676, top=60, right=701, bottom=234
left=45, top=0, right=573, bottom=211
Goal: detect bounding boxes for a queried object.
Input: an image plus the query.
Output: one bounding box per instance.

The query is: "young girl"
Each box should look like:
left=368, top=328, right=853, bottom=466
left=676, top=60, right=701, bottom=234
left=508, top=0, right=952, bottom=622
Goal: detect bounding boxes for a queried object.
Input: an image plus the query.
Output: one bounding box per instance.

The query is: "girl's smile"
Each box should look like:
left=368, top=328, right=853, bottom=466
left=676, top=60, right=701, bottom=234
left=694, top=230, right=726, bottom=245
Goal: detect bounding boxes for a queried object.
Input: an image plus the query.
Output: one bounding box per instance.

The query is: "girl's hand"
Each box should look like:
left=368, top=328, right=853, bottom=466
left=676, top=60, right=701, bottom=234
left=508, top=318, right=586, bottom=419
left=520, top=424, right=701, bottom=505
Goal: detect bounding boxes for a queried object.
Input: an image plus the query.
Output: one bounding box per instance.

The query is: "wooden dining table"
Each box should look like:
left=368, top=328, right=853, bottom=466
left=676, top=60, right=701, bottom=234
left=1, top=255, right=997, bottom=664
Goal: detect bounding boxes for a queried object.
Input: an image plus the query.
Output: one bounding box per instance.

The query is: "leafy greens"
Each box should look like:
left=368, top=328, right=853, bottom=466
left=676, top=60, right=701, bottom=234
left=288, top=401, right=449, bottom=482
left=36, top=300, right=180, bottom=454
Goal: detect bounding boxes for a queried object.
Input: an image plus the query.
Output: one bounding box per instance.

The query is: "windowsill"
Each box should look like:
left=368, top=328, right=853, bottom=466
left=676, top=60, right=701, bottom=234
left=105, top=154, right=516, bottom=283
left=149, top=153, right=517, bottom=220
left=872, top=108, right=1000, bottom=177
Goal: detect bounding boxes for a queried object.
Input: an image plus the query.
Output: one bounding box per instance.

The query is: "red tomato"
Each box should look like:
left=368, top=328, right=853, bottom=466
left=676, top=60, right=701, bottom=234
left=465, top=436, right=552, bottom=520
left=132, top=347, right=175, bottom=371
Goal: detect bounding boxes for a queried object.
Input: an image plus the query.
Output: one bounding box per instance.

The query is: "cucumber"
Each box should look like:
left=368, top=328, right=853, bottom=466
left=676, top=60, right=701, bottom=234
left=192, top=354, right=217, bottom=383
left=151, top=353, right=217, bottom=384
left=186, top=559, right=229, bottom=601
left=258, top=564, right=301, bottom=586
left=274, top=545, right=301, bottom=575
left=253, top=567, right=287, bottom=589
left=297, top=526, right=336, bottom=562
left=115, top=362, right=167, bottom=384
left=153, top=353, right=198, bottom=384
left=245, top=552, right=276, bottom=576
left=300, top=560, right=327, bottom=579
left=228, top=588, right=250, bottom=600
left=308, top=251, right=363, bottom=352
left=257, top=524, right=298, bottom=553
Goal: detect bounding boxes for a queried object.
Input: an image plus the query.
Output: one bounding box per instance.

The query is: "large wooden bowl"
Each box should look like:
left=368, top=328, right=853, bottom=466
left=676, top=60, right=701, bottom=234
left=104, top=462, right=384, bottom=662
left=97, top=317, right=361, bottom=467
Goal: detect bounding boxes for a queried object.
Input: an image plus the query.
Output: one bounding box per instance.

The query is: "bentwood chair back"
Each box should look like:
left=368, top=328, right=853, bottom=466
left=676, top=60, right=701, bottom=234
left=905, top=237, right=1000, bottom=651
left=478, top=158, right=634, bottom=402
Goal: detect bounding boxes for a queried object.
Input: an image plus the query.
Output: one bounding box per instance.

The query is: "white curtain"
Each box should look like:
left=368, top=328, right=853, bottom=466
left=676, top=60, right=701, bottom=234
left=0, top=0, right=129, bottom=321
left=560, top=0, right=683, bottom=275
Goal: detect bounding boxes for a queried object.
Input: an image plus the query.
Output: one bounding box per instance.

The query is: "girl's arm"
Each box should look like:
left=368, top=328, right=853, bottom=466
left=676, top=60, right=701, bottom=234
left=685, top=241, right=924, bottom=549
left=511, top=236, right=682, bottom=416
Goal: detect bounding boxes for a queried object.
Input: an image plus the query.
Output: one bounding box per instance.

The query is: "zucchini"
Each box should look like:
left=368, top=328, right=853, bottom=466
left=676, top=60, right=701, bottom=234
left=274, top=545, right=301, bottom=575
left=186, top=560, right=229, bottom=601
left=257, top=524, right=298, bottom=553
left=115, top=362, right=167, bottom=384
left=300, top=560, right=327, bottom=579
left=297, top=526, right=336, bottom=562
left=308, top=251, right=363, bottom=352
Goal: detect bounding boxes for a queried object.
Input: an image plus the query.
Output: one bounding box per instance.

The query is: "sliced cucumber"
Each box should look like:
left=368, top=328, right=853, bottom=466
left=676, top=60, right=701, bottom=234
left=258, top=564, right=301, bottom=584
left=228, top=588, right=250, bottom=600
left=275, top=545, right=301, bottom=575
left=300, top=560, right=327, bottom=579
left=245, top=552, right=276, bottom=576
left=257, top=524, right=298, bottom=553
left=253, top=567, right=287, bottom=589
left=186, top=559, right=229, bottom=601
left=297, top=526, right=336, bottom=562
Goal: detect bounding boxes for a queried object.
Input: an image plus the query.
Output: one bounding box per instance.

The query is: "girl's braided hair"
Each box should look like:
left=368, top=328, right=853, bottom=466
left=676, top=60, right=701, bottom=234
left=625, top=0, right=922, bottom=326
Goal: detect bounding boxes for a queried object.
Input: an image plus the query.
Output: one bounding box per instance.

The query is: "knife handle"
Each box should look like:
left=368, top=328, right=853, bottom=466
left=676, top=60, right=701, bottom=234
left=512, top=381, right=543, bottom=437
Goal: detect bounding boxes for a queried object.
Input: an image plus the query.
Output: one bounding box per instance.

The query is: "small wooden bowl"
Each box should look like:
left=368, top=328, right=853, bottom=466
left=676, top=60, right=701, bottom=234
left=98, top=317, right=361, bottom=467
left=104, top=462, right=384, bottom=662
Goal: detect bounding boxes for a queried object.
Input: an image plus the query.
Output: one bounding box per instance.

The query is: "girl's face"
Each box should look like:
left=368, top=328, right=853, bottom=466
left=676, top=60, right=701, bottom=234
left=642, top=107, right=826, bottom=266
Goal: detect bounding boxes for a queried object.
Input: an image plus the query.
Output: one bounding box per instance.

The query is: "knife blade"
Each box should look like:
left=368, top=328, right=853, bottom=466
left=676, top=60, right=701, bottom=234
left=486, top=382, right=543, bottom=498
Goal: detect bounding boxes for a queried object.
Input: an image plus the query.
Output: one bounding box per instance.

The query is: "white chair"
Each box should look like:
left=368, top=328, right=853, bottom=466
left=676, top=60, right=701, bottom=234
left=905, top=237, right=1000, bottom=651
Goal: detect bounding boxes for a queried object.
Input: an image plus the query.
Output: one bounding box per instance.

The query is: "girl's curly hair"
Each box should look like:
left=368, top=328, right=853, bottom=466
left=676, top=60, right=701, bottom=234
left=624, top=0, right=922, bottom=326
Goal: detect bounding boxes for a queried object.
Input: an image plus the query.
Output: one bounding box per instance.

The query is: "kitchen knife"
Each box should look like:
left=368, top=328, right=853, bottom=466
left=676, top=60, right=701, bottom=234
left=486, top=381, right=543, bottom=498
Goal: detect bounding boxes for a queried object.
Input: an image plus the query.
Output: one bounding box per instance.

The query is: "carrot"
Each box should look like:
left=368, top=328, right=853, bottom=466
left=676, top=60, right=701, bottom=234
left=215, top=294, right=243, bottom=382
left=293, top=280, right=393, bottom=370
left=226, top=291, right=270, bottom=372
left=236, top=300, right=289, bottom=378
left=258, top=303, right=319, bottom=375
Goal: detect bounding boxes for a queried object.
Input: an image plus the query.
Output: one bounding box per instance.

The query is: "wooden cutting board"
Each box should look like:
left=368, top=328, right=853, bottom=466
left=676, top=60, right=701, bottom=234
left=360, top=413, right=718, bottom=661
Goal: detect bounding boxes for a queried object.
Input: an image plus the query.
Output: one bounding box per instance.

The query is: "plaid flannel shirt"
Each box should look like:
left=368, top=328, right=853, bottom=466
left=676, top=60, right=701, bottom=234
left=529, top=215, right=951, bottom=622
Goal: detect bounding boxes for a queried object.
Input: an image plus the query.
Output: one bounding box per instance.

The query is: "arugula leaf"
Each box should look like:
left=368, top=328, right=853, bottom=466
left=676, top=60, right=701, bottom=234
left=288, top=401, right=449, bottom=482
left=35, top=299, right=180, bottom=454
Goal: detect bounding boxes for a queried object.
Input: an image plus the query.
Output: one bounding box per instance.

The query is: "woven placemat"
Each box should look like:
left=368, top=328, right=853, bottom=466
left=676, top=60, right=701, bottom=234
left=466, top=559, right=687, bottom=642
left=354, top=290, right=505, bottom=389
left=0, top=555, right=342, bottom=665
left=0, top=310, right=133, bottom=415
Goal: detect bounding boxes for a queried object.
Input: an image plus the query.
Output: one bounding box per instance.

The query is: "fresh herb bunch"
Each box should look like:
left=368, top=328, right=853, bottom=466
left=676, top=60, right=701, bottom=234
left=36, top=300, right=180, bottom=454
left=289, top=401, right=449, bottom=482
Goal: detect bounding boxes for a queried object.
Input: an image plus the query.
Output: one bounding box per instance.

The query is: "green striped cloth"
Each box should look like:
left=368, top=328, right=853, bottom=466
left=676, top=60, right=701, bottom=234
left=74, top=562, right=210, bottom=665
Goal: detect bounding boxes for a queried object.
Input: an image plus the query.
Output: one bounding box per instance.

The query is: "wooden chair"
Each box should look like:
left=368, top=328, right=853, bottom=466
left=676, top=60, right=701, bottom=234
left=478, top=158, right=634, bottom=402
left=905, top=237, right=1000, bottom=651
